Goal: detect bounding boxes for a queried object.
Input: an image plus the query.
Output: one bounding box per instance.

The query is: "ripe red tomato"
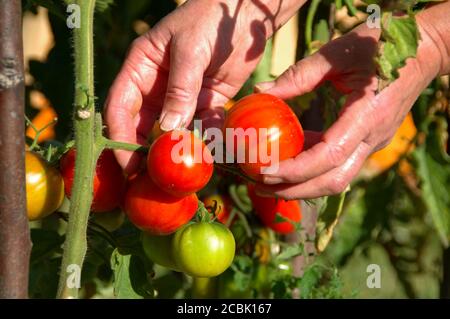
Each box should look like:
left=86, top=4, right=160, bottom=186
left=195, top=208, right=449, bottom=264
left=147, top=130, right=214, bottom=196
left=60, top=149, right=126, bottom=212
left=247, top=184, right=302, bottom=234
left=203, top=194, right=234, bottom=225
left=223, top=93, right=304, bottom=181
left=124, top=173, right=198, bottom=235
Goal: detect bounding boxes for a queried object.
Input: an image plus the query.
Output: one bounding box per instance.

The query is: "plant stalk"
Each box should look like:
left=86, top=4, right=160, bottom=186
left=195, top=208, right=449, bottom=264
left=57, top=0, right=99, bottom=299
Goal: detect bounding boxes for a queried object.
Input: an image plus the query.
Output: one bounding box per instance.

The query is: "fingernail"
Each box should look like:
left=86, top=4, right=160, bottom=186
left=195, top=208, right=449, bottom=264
left=254, top=81, right=275, bottom=93
left=263, top=176, right=283, bottom=185
left=261, top=165, right=279, bottom=175
left=160, top=112, right=183, bottom=131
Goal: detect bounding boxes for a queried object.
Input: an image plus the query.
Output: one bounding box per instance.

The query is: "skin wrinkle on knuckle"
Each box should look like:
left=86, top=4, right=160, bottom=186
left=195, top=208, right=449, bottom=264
left=165, top=85, right=197, bottom=105
left=283, top=63, right=304, bottom=92
left=325, top=142, right=347, bottom=168
left=326, top=174, right=349, bottom=195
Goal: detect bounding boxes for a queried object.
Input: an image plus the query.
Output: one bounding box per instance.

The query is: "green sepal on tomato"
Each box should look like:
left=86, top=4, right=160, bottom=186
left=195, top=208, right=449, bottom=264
left=247, top=184, right=302, bottom=234
left=223, top=93, right=304, bottom=181
left=60, top=149, right=126, bottom=212
left=147, top=130, right=214, bottom=197
left=124, top=173, right=198, bottom=235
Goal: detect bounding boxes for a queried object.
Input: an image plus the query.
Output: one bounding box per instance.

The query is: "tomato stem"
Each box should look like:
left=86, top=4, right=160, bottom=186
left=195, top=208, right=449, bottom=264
left=231, top=208, right=253, bottom=238
left=57, top=0, right=100, bottom=299
left=229, top=184, right=252, bottom=213
left=214, top=162, right=257, bottom=184
left=102, top=137, right=149, bottom=153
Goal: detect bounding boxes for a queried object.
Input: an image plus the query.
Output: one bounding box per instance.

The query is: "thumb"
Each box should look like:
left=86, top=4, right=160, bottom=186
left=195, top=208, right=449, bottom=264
left=160, top=38, right=208, bottom=131
left=255, top=53, right=330, bottom=99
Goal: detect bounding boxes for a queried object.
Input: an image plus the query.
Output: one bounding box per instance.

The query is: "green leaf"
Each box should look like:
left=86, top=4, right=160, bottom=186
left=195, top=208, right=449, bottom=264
left=376, top=13, right=419, bottom=90
left=413, top=117, right=450, bottom=247
left=110, top=248, right=154, bottom=299
left=275, top=244, right=305, bottom=261
left=298, top=264, right=322, bottom=298
left=315, top=190, right=349, bottom=253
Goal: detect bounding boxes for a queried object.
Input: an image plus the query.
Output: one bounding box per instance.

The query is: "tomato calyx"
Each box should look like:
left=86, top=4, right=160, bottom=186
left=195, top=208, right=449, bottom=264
left=196, top=201, right=216, bottom=223
left=273, top=212, right=303, bottom=233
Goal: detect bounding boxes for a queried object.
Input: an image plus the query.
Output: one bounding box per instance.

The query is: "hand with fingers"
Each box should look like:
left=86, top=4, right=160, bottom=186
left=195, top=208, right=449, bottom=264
left=254, top=3, right=450, bottom=200
left=104, top=0, right=306, bottom=174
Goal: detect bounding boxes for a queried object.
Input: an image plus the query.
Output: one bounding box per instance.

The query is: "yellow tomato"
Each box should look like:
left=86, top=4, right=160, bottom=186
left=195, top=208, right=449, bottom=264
left=364, top=112, right=417, bottom=174
left=26, top=151, right=64, bottom=220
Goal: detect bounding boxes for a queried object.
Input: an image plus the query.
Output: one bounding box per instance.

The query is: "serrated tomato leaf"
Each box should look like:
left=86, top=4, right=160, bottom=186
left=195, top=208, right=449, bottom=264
left=110, top=248, right=154, bottom=299
left=376, top=13, right=419, bottom=90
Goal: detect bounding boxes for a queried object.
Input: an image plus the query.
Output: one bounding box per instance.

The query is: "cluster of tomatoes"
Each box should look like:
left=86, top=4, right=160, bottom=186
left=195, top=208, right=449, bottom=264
left=25, top=93, right=305, bottom=279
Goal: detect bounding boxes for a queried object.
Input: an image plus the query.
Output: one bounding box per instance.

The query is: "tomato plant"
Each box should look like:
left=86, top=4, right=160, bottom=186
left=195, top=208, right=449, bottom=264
left=124, top=173, right=198, bottom=235
left=60, top=149, right=126, bottom=212
left=147, top=130, right=214, bottom=196
left=247, top=184, right=302, bottom=234
left=25, top=151, right=65, bottom=221
left=172, top=222, right=236, bottom=277
left=14, top=0, right=449, bottom=301
left=223, top=93, right=304, bottom=181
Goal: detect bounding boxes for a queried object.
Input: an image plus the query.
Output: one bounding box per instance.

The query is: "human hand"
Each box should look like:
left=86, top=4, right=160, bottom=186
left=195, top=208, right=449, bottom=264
left=104, top=0, right=305, bottom=173
left=254, top=14, right=448, bottom=199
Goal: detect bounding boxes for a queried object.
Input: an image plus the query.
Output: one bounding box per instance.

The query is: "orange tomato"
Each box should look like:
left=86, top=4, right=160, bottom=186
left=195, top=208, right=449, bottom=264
left=364, top=112, right=417, bottom=175
left=26, top=106, right=57, bottom=143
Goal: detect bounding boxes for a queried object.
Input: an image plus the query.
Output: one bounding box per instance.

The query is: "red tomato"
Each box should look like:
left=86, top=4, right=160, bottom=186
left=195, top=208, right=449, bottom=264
left=60, top=149, right=126, bottom=212
left=223, top=93, right=304, bottom=181
left=124, top=173, right=198, bottom=235
left=147, top=130, right=214, bottom=196
left=203, top=194, right=234, bottom=225
left=247, top=184, right=302, bottom=234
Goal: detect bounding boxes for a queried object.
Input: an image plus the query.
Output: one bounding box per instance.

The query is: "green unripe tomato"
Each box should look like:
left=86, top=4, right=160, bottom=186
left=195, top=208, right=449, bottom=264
left=173, top=222, right=235, bottom=278
left=142, top=232, right=180, bottom=271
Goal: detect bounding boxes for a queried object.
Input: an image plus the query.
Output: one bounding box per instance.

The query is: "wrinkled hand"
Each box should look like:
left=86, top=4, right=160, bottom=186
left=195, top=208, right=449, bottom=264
left=255, top=20, right=445, bottom=199
left=105, top=0, right=271, bottom=173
